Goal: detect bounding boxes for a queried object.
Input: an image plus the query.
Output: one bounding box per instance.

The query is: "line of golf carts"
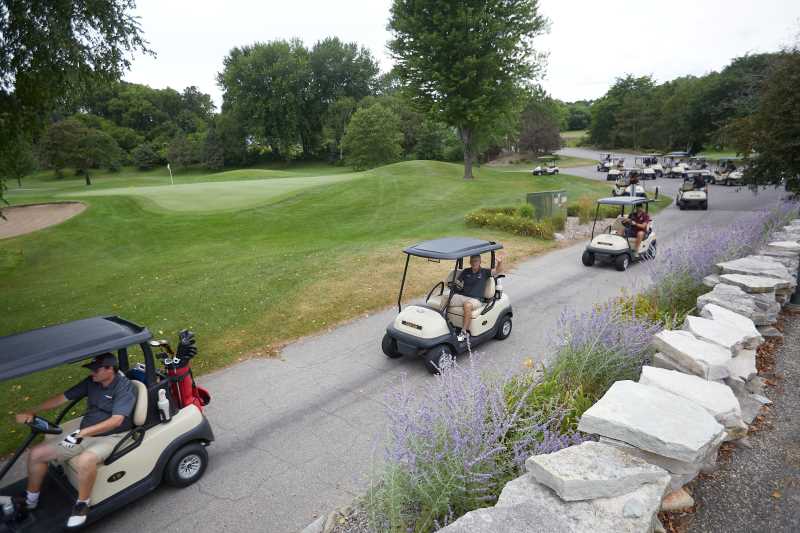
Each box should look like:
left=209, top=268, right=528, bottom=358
left=599, top=152, right=744, bottom=187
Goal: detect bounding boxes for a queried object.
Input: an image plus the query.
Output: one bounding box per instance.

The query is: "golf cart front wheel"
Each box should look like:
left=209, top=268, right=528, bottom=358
left=701, top=201, right=708, bottom=210
left=165, top=442, right=208, bottom=488
left=615, top=254, right=630, bottom=271
left=495, top=315, right=513, bottom=340
left=645, top=241, right=657, bottom=260
left=382, top=333, right=402, bottom=358
left=582, top=251, right=595, bottom=266
left=424, top=344, right=454, bottom=374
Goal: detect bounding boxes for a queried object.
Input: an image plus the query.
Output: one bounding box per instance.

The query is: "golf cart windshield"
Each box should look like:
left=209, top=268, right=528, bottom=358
left=0, top=316, right=151, bottom=382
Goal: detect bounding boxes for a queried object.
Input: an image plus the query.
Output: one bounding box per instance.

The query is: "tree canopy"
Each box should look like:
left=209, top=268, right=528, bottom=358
left=388, top=0, right=547, bottom=179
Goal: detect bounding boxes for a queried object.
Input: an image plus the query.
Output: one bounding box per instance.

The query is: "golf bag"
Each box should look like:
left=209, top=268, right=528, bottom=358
left=167, top=330, right=211, bottom=412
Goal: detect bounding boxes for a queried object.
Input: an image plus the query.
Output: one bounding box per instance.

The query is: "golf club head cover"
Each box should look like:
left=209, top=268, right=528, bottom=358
left=59, top=430, right=82, bottom=449
left=176, top=329, right=197, bottom=365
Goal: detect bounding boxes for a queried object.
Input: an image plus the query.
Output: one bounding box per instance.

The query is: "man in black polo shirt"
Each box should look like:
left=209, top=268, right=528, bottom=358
left=14, top=353, right=136, bottom=528
left=620, top=204, right=651, bottom=256
left=445, top=252, right=505, bottom=340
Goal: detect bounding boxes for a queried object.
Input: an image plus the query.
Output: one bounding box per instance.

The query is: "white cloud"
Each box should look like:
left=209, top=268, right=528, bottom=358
left=124, top=0, right=800, bottom=107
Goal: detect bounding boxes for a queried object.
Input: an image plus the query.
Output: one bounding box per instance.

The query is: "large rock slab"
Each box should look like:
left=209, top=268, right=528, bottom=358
left=696, top=283, right=780, bottom=326
left=718, top=273, right=790, bottom=294
left=715, top=256, right=796, bottom=289
left=726, top=349, right=757, bottom=382
left=651, top=330, right=731, bottom=380
left=437, top=472, right=670, bottom=533
left=683, top=315, right=751, bottom=355
left=638, top=366, right=746, bottom=439
left=765, top=241, right=800, bottom=254
left=750, top=254, right=799, bottom=273
left=577, top=380, right=726, bottom=464
left=696, top=304, right=763, bottom=348
left=525, top=441, right=669, bottom=501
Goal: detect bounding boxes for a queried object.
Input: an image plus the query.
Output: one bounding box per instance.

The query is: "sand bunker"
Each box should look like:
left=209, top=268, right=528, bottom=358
left=0, top=202, right=87, bottom=239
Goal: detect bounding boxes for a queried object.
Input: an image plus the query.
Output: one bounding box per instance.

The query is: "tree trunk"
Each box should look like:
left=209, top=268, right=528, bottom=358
left=461, top=127, right=474, bottom=180
left=17, top=177, right=22, bottom=187
left=84, top=170, right=91, bottom=186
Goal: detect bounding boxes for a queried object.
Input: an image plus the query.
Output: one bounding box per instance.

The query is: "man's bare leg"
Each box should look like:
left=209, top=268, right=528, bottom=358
left=635, top=231, right=644, bottom=253
left=26, top=444, right=57, bottom=493
left=74, top=452, right=99, bottom=501
left=463, top=301, right=473, bottom=334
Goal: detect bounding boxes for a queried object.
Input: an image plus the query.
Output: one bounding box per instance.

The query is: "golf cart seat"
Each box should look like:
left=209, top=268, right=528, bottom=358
left=433, top=277, right=497, bottom=321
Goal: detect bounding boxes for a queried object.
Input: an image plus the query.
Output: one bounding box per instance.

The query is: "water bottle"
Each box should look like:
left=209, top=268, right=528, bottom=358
left=158, top=389, right=171, bottom=422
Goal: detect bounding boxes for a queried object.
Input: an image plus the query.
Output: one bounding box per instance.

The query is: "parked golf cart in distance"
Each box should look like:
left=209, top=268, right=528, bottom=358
left=581, top=197, right=657, bottom=271
left=382, top=238, right=512, bottom=374
left=676, top=176, right=708, bottom=210
left=0, top=316, right=213, bottom=532
left=532, top=164, right=559, bottom=176
left=636, top=155, right=663, bottom=178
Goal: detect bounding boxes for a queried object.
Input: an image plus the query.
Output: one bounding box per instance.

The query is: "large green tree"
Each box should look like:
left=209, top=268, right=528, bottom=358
left=341, top=104, right=402, bottom=170
left=518, top=91, right=561, bottom=154
left=388, top=0, right=547, bottom=179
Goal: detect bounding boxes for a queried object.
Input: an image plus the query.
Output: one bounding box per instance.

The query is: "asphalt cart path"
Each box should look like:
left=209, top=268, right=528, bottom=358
left=89, top=182, right=785, bottom=533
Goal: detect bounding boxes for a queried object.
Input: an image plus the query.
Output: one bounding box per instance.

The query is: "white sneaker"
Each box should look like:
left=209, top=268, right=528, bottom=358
left=66, top=501, right=89, bottom=528
left=457, top=332, right=467, bottom=342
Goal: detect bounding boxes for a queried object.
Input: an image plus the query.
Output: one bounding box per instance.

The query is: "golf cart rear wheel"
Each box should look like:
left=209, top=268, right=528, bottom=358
left=615, top=254, right=630, bottom=271
left=581, top=251, right=595, bottom=266
left=382, top=333, right=402, bottom=358
left=165, top=442, right=208, bottom=488
left=495, top=315, right=513, bottom=340
left=424, top=344, right=454, bottom=374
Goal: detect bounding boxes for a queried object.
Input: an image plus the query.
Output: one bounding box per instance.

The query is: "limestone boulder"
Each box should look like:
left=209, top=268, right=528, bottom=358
left=638, top=366, right=744, bottom=430
left=726, top=349, right=757, bottom=382
left=715, top=256, right=795, bottom=289
left=651, top=330, right=731, bottom=380
left=683, top=315, right=752, bottom=355
left=765, top=241, right=800, bottom=254
left=577, top=380, right=726, bottom=464
left=696, top=304, right=763, bottom=348
left=696, top=283, right=780, bottom=326
left=749, top=254, right=798, bottom=273
left=525, top=441, right=669, bottom=501
left=703, top=274, right=721, bottom=288
left=718, top=273, right=790, bottom=294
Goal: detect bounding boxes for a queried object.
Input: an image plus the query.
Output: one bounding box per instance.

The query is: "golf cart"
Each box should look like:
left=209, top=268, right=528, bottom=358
left=606, top=167, right=623, bottom=181
left=532, top=157, right=560, bottom=176
left=714, top=158, right=744, bottom=186
left=598, top=155, right=624, bottom=173
left=685, top=168, right=715, bottom=185
left=636, top=155, right=664, bottom=178
left=382, top=238, right=512, bottom=373
left=611, top=171, right=648, bottom=198
left=0, top=316, right=214, bottom=532
left=676, top=176, right=708, bottom=210
left=581, top=197, right=657, bottom=271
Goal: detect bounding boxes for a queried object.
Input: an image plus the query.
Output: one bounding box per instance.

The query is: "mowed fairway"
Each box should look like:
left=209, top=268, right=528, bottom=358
left=0, top=160, right=617, bottom=453
left=68, top=173, right=363, bottom=212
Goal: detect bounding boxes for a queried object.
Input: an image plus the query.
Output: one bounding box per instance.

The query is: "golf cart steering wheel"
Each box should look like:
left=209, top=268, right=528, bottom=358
left=26, top=415, right=63, bottom=435
left=425, top=281, right=444, bottom=302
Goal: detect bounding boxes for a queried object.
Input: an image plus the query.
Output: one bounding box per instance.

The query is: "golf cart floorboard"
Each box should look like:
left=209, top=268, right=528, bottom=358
left=1, top=476, right=74, bottom=532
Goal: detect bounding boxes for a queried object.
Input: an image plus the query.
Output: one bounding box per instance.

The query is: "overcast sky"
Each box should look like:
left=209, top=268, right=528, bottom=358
left=126, top=0, right=800, bottom=108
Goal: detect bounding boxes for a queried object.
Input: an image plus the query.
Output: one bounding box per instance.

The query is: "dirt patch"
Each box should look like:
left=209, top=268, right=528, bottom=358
left=0, top=202, right=87, bottom=240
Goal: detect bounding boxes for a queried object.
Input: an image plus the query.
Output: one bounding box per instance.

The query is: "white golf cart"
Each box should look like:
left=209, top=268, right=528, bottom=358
left=0, top=317, right=214, bottom=532
left=532, top=164, right=560, bottom=176
left=612, top=172, right=647, bottom=198
left=676, top=176, right=708, bottom=210
left=382, top=238, right=512, bottom=373
left=606, top=167, right=623, bottom=182
left=635, top=155, right=662, bottom=178
left=714, top=158, right=745, bottom=186
left=581, top=197, right=657, bottom=271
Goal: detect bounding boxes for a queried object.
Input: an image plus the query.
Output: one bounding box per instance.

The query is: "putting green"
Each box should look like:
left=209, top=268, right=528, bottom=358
left=63, top=173, right=363, bottom=213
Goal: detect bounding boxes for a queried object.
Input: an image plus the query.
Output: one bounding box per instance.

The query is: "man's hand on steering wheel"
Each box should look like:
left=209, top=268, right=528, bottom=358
left=15, top=412, right=34, bottom=424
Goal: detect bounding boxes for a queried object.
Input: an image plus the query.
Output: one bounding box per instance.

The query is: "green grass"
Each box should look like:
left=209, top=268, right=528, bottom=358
left=696, top=150, right=741, bottom=161
left=0, top=160, right=623, bottom=455
left=560, top=130, right=587, bottom=148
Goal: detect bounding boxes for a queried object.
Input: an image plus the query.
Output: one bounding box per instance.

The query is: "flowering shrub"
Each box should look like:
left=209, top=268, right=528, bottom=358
left=548, top=303, right=661, bottom=399
left=368, top=355, right=583, bottom=532
left=465, top=207, right=555, bottom=239
left=646, top=201, right=799, bottom=320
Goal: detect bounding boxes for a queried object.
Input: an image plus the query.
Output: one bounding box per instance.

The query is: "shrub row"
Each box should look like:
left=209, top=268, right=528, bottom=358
left=465, top=205, right=562, bottom=239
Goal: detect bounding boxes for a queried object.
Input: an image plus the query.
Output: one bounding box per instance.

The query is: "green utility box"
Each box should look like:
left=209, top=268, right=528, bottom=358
left=526, top=190, right=567, bottom=220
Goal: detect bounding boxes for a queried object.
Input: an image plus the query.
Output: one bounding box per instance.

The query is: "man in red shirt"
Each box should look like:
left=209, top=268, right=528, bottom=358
left=620, top=204, right=651, bottom=256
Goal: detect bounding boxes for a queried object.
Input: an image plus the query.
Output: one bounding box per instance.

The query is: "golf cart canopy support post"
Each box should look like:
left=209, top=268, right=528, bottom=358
left=396, top=237, right=503, bottom=312
left=590, top=197, right=651, bottom=240
left=0, top=316, right=152, bottom=382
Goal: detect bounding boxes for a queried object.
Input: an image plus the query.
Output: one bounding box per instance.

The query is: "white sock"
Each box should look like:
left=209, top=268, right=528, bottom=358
left=26, top=491, right=39, bottom=504
left=76, top=498, right=90, bottom=506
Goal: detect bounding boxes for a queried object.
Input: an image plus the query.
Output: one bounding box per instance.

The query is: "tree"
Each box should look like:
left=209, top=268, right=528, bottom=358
left=341, top=104, right=402, bottom=170
left=73, top=130, right=122, bottom=185
left=202, top=124, right=225, bottom=170
left=729, top=48, right=800, bottom=193
left=0, top=0, right=150, bottom=192
left=167, top=135, right=199, bottom=169
left=0, top=134, right=36, bottom=188
left=389, top=0, right=547, bottom=179
left=322, top=96, right=357, bottom=161
left=131, top=143, right=161, bottom=170
left=414, top=120, right=450, bottom=160
left=40, top=119, right=86, bottom=176
left=518, top=92, right=562, bottom=154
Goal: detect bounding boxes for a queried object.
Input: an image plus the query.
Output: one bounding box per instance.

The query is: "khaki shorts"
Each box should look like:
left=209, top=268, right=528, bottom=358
left=52, top=433, right=126, bottom=464
left=445, top=294, right=481, bottom=311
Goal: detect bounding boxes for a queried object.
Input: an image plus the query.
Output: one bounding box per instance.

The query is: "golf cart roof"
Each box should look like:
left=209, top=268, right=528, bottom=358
left=0, top=316, right=151, bottom=381
left=665, top=151, right=689, bottom=157
left=404, top=237, right=503, bottom=260
left=596, top=196, right=650, bottom=206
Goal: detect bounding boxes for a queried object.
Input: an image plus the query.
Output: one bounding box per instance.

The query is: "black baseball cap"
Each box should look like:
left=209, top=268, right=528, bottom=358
left=83, top=353, right=117, bottom=371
